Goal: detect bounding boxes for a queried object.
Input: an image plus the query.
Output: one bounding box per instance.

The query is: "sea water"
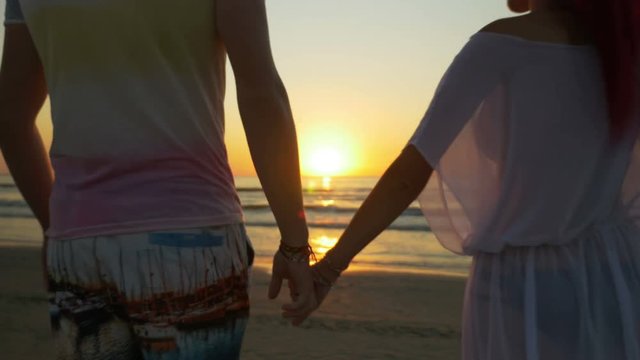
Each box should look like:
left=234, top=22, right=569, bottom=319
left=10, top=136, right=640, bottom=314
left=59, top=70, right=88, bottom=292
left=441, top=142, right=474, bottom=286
left=0, top=175, right=470, bottom=277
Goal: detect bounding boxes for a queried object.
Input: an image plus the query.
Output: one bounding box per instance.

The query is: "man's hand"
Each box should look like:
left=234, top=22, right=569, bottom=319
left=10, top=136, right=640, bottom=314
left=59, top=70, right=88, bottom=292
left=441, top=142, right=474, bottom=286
left=268, top=251, right=317, bottom=326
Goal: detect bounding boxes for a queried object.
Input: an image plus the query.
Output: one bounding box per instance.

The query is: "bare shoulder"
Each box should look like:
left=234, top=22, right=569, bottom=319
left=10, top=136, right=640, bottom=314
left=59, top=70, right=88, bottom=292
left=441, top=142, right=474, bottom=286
left=479, top=14, right=592, bottom=45
left=480, top=16, right=530, bottom=35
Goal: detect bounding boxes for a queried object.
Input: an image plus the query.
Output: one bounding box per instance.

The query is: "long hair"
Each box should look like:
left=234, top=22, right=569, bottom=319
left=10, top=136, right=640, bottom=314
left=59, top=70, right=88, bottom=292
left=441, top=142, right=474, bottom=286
left=574, top=0, right=640, bottom=140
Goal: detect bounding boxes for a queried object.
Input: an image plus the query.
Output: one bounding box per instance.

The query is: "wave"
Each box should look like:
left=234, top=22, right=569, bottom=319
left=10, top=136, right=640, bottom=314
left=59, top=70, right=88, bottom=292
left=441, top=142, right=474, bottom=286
left=244, top=204, right=368, bottom=213
left=237, top=187, right=373, bottom=194
left=0, top=212, right=34, bottom=219
left=243, top=204, right=423, bottom=216
left=0, top=185, right=372, bottom=193
left=0, top=211, right=430, bottom=231
left=0, top=199, right=27, bottom=208
left=235, top=187, right=264, bottom=193
left=240, top=186, right=336, bottom=193
left=0, top=200, right=422, bottom=217
left=245, top=221, right=430, bottom=232
left=0, top=181, right=373, bottom=193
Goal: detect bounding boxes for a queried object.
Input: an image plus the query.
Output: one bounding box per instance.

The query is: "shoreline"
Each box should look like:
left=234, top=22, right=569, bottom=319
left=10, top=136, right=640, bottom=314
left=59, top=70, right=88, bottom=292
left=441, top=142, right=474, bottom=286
left=0, top=245, right=465, bottom=359
left=1, top=239, right=471, bottom=279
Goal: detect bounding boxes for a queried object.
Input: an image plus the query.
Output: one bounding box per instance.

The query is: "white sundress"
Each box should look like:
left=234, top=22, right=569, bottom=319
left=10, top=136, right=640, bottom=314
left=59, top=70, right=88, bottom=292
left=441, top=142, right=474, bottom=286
left=410, top=32, right=640, bottom=360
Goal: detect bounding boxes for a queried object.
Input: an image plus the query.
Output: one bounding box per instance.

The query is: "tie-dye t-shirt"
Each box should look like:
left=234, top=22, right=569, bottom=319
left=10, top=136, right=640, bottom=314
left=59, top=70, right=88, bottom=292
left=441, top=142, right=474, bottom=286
left=4, top=0, right=243, bottom=239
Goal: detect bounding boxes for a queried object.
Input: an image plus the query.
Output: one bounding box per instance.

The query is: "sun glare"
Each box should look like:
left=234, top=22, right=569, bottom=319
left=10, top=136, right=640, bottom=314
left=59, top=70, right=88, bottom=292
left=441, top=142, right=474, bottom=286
left=312, top=236, right=339, bottom=257
left=300, top=125, right=358, bottom=177
left=308, top=147, right=345, bottom=176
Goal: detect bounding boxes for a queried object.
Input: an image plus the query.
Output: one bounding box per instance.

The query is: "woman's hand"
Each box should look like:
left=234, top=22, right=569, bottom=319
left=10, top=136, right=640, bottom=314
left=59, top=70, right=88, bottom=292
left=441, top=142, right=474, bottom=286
left=268, top=250, right=317, bottom=326
left=310, top=259, right=342, bottom=307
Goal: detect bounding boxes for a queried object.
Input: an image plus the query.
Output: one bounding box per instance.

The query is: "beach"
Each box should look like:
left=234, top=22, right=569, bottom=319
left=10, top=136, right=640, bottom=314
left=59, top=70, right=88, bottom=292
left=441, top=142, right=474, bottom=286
left=0, top=245, right=465, bottom=360
left=0, top=175, right=467, bottom=359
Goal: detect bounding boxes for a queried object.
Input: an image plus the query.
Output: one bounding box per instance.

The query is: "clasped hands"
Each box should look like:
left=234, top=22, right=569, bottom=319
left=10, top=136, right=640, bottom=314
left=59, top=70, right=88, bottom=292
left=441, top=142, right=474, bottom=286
left=268, top=245, right=343, bottom=326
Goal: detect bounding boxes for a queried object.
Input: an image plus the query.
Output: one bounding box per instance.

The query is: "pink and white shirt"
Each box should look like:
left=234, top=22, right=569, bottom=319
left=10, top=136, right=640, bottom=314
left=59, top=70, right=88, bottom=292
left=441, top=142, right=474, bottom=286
left=5, top=0, right=244, bottom=240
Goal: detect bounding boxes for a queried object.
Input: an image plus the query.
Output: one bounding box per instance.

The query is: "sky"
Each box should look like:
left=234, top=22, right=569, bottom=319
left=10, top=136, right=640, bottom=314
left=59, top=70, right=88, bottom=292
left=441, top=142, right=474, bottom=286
left=0, top=0, right=511, bottom=177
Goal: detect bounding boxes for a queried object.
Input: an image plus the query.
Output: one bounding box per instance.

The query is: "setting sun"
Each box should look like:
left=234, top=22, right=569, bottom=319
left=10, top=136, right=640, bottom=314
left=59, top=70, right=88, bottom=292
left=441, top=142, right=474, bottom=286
left=307, top=147, right=345, bottom=176
left=300, top=126, right=358, bottom=177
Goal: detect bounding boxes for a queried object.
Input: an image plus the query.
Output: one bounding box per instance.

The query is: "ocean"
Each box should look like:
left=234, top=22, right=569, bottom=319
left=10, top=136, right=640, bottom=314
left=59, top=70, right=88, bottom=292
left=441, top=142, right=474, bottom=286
left=0, top=175, right=470, bottom=277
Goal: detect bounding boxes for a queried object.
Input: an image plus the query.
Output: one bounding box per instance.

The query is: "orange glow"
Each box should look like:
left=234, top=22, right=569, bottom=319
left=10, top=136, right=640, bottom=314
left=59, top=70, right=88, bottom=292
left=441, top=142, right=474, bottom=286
left=311, top=235, right=339, bottom=257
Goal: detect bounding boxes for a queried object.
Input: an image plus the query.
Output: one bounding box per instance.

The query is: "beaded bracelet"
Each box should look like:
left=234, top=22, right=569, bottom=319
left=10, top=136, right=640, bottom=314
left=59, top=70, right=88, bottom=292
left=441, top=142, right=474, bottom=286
left=279, top=242, right=316, bottom=263
left=311, top=251, right=348, bottom=287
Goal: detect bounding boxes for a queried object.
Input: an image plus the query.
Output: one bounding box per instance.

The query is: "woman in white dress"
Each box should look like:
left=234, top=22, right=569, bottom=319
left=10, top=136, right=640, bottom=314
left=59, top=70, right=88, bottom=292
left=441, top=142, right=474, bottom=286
left=292, top=0, right=640, bottom=359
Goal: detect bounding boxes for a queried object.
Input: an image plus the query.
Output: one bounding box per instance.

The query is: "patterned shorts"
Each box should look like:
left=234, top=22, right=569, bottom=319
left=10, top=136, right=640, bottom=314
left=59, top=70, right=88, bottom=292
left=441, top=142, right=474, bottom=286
left=45, top=224, right=254, bottom=360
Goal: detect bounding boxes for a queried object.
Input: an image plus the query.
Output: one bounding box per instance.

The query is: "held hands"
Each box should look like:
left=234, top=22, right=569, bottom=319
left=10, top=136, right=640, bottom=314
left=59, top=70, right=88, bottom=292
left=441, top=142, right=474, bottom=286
left=268, top=244, right=318, bottom=326
left=268, top=243, right=347, bottom=326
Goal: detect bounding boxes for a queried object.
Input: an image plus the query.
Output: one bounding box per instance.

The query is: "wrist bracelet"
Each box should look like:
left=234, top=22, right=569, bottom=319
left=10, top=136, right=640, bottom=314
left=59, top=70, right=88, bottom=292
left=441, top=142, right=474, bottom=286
left=279, top=242, right=316, bottom=263
left=312, top=267, right=335, bottom=287
left=323, top=250, right=349, bottom=275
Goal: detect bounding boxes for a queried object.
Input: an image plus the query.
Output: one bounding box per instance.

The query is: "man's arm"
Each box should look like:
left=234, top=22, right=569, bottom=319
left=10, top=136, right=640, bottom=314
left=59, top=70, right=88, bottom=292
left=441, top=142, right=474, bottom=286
left=0, top=25, right=51, bottom=231
left=217, top=0, right=315, bottom=324
left=217, top=0, right=307, bottom=246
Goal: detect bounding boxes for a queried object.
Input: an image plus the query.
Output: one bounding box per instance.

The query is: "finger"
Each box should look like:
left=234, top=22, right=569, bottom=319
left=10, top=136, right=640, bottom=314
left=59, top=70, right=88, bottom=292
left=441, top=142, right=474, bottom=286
left=268, top=272, right=284, bottom=299
left=288, top=280, right=299, bottom=301
left=282, top=293, right=317, bottom=314
left=281, top=295, right=306, bottom=312
left=282, top=306, right=312, bottom=319
left=282, top=305, right=312, bottom=318
left=283, top=278, right=314, bottom=309
left=292, top=311, right=313, bottom=327
left=281, top=296, right=316, bottom=326
left=282, top=308, right=313, bottom=325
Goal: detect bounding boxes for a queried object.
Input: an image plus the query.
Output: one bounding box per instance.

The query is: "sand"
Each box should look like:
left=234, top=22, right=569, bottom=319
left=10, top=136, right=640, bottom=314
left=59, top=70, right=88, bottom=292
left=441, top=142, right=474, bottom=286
left=0, top=246, right=466, bottom=360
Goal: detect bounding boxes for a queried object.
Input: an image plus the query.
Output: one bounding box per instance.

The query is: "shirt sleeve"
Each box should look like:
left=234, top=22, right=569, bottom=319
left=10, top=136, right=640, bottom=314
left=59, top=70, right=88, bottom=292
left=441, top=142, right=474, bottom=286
left=408, top=33, right=514, bottom=167
left=5, top=0, right=25, bottom=25
left=408, top=33, right=518, bottom=255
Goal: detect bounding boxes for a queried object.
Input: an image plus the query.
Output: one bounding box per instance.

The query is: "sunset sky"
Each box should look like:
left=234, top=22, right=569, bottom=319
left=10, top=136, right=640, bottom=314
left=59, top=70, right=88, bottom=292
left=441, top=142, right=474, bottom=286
left=0, top=0, right=510, bottom=177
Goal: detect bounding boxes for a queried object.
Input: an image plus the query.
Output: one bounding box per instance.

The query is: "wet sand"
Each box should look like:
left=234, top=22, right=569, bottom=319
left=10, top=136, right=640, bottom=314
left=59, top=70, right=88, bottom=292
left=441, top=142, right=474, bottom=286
left=0, top=246, right=465, bottom=360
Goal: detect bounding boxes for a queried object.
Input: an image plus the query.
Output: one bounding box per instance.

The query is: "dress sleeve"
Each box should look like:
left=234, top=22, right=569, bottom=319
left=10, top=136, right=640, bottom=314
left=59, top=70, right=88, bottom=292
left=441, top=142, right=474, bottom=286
left=409, top=33, right=511, bottom=165
left=409, top=33, right=516, bottom=255
left=5, top=0, right=25, bottom=25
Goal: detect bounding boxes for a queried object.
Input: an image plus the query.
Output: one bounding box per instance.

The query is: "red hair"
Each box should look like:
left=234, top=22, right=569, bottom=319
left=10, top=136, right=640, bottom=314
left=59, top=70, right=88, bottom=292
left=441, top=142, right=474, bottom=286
left=574, top=0, right=640, bottom=140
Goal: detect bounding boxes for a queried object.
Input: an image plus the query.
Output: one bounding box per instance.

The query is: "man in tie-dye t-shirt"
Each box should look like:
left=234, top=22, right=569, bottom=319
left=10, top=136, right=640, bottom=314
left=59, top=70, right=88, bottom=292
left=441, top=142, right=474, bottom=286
left=0, top=0, right=316, bottom=358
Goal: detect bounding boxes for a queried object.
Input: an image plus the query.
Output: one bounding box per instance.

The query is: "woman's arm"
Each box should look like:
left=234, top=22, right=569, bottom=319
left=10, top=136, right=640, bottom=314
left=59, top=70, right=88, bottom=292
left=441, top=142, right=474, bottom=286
left=288, top=146, right=432, bottom=322
left=326, top=145, right=432, bottom=271
left=0, top=25, right=51, bottom=231
left=286, top=146, right=432, bottom=321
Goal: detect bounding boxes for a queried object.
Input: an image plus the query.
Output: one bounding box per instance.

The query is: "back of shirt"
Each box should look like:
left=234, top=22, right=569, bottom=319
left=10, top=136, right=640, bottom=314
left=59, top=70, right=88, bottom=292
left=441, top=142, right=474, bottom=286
left=6, top=0, right=243, bottom=239
left=410, top=32, right=640, bottom=255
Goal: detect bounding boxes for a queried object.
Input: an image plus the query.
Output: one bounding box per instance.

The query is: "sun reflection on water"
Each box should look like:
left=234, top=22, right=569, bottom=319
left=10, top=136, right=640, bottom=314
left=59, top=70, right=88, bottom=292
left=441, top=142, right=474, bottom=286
left=311, top=235, right=338, bottom=259
left=322, top=176, right=332, bottom=190
left=306, top=176, right=333, bottom=193
left=320, top=199, right=335, bottom=207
